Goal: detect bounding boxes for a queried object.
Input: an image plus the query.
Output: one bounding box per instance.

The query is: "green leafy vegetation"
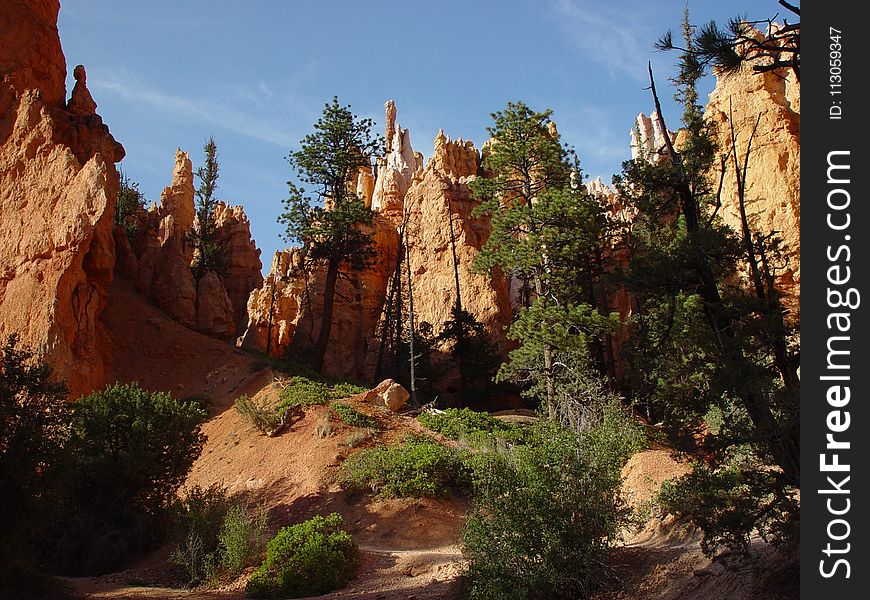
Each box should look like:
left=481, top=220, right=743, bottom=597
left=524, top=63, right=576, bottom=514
left=114, top=169, right=147, bottom=239
left=0, top=335, right=70, bottom=589
left=190, top=136, right=227, bottom=278
left=171, top=485, right=268, bottom=586
left=470, top=101, right=620, bottom=419
left=417, top=407, right=512, bottom=440
left=245, top=513, right=357, bottom=598
left=332, top=403, right=378, bottom=429
left=277, top=378, right=332, bottom=410
left=462, top=419, right=642, bottom=600
left=613, top=11, right=800, bottom=555
left=276, top=376, right=366, bottom=412
left=235, top=394, right=281, bottom=434
left=49, top=383, right=207, bottom=575
left=338, top=437, right=470, bottom=499
left=218, top=503, right=268, bottom=578
left=171, top=484, right=231, bottom=585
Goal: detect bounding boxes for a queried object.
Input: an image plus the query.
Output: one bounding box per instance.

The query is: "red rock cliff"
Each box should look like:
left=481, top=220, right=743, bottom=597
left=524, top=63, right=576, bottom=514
left=0, top=0, right=124, bottom=396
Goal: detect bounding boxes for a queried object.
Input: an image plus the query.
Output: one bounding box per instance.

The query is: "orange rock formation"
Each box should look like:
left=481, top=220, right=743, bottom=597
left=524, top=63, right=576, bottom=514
left=243, top=102, right=513, bottom=387
left=0, top=0, right=124, bottom=397
left=704, top=64, right=800, bottom=317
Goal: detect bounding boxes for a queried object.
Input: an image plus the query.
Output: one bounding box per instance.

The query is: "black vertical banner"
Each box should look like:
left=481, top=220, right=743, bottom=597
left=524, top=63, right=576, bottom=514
left=802, top=2, right=868, bottom=597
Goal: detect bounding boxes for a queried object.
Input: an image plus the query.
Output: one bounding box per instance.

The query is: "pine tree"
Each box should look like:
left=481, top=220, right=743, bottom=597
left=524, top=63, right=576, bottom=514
left=191, top=136, right=225, bottom=278
left=279, top=97, right=382, bottom=372
left=470, top=102, right=618, bottom=418
left=114, top=169, right=146, bottom=239
left=656, top=1, right=800, bottom=81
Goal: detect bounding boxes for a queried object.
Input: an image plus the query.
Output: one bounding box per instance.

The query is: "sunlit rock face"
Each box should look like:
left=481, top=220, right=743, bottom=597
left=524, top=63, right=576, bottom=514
left=0, top=0, right=125, bottom=396
left=242, top=101, right=513, bottom=388
left=704, top=63, right=800, bottom=319
left=119, top=148, right=262, bottom=341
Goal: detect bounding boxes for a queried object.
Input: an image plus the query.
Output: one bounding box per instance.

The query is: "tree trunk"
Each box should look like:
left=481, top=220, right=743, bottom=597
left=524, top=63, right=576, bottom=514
left=313, top=259, right=340, bottom=373
left=447, top=209, right=467, bottom=390
left=405, top=232, right=417, bottom=405
left=533, top=270, right=556, bottom=419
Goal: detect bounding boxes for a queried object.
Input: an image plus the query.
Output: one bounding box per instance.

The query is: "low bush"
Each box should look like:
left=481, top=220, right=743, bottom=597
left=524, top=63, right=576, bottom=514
left=277, top=378, right=331, bottom=412
left=235, top=395, right=281, bottom=435
left=182, top=393, right=213, bottom=416
left=171, top=484, right=231, bottom=584
left=659, top=463, right=799, bottom=557
left=417, top=408, right=505, bottom=439
left=333, top=403, right=378, bottom=429
left=340, top=430, right=371, bottom=448
left=417, top=408, right=532, bottom=447
left=462, top=421, right=633, bottom=600
left=338, top=438, right=469, bottom=498
left=219, top=503, right=268, bottom=578
left=277, top=376, right=368, bottom=414
left=245, top=513, right=357, bottom=598
left=171, top=485, right=267, bottom=585
left=330, top=382, right=368, bottom=399
left=0, top=334, right=70, bottom=589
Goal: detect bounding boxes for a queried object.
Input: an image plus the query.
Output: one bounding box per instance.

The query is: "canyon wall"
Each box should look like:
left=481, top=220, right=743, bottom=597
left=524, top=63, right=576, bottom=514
left=705, top=64, right=800, bottom=318
left=0, top=0, right=124, bottom=396
left=243, top=102, right=513, bottom=386
left=628, top=61, right=799, bottom=319
left=116, top=148, right=263, bottom=340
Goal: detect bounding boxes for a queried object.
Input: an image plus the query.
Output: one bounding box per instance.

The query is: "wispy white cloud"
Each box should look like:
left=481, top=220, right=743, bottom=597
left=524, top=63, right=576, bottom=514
left=550, top=0, right=658, bottom=83
left=91, top=71, right=299, bottom=148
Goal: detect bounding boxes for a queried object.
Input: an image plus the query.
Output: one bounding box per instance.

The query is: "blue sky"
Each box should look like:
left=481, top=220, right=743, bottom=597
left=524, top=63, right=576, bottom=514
left=58, top=0, right=770, bottom=270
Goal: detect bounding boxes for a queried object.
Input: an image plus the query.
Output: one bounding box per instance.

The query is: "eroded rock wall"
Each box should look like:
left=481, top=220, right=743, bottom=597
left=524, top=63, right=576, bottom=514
left=242, top=215, right=398, bottom=381
left=0, top=0, right=124, bottom=396
left=403, top=130, right=512, bottom=387
left=242, top=102, right=513, bottom=387
left=116, top=148, right=262, bottom=341
left=705, top=64, right=800, bottom=317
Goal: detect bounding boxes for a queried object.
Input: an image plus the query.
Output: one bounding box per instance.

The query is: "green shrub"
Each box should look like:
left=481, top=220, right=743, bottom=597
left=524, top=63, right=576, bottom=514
left=171, top=485, right=267, bottom=585
left=332, top=403, right=378, bottom=429
left=276, top=376, right=368, bottom=414
left=50, top=383, right=207, bottom=575
left=417, top=408, right=505, bottom=439
left=338, top=439, right=469, bottom=498
left=462, top=421, right=632, bottom=600
left=0, top=334, right=70, bottom=588
left=235, top=394, right=281, bottom=434
left=659, top=463, right=799, bottom=556
left=182, top=393, right=213, bottom=416
left=277, top=378, right=332, bottom=412
left=219, top=503, right=268, bottom=578
left=417, top=408, right=532, bottom=448
left=245, top=513, right=357, bottom=598
left=330, top=382, right=368, bottom=399
left=171, top=484, right=231, bottom=584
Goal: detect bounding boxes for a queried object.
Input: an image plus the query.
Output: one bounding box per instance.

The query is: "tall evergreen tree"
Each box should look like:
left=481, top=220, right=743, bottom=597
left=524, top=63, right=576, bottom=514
left=191, top=136, right=225, bottom=278
left=470, top=102, right=618, bottom=418
left=279, top=97, right=382, bottom=372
